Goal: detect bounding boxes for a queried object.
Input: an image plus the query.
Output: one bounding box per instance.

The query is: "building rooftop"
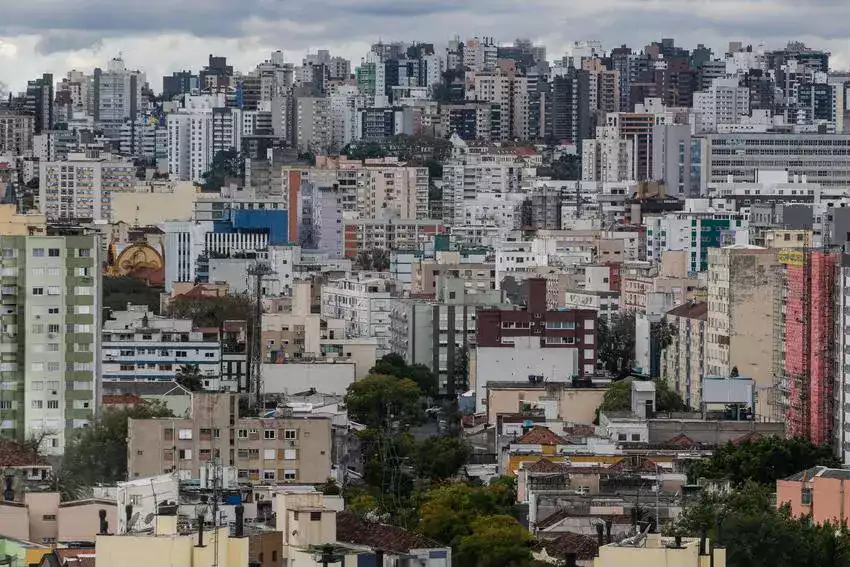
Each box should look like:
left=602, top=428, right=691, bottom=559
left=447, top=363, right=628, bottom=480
left=523, top=458, right=571, bottom=474
left=517, top=426, right=568, bottom=445
left=666, top=301, right=708, bottom=320
left=785, top=466, right=850, bottom=481
left=535, top=532, right=599, bottom=560
left=336, top=511, right=441, bottom=554
left=101, top=381, right=191, bottom=397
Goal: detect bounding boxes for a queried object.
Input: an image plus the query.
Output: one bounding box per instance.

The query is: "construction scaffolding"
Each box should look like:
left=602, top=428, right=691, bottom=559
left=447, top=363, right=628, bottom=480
left=776, top=249, right=837, bottom=444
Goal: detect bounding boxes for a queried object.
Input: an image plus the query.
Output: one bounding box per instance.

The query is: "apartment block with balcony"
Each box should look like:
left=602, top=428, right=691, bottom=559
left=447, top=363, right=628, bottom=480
left=661, top=300, right=707, bottom=409
left=127, top=393, right=333, bottom=483
left=0, top=235, right=100, bottom=454
left=320, top=275, right=394, bottom=357
left=38, top=151, right=135, bottom=222
left=101, top=304, right=221, bottom=387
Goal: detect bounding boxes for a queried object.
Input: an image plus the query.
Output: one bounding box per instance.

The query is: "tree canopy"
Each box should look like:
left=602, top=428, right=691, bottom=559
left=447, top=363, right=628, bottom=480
left=167, top=294, right=254, bottom=329
left=417, top=480, right=519, bottom=549
left=344, top=373, right=423, bottom=430
left=686, top=437, right=840, bottom=486
left=597, top=311, right=636, bottom=375
left=457, top=515, right=533, bottom=567
left=102, top=276, right=162, bottom=319
left=60, top=402, right=173, bottom=497
left=673, top=481, right=850, bottom=567
left=175, top=364, right=204, bottom=392
left=596, top=378, right=685, bottom=420
left=370, top=354, right=438, bottom=399
left=415, top=436, right=470, bottom=481
left=199, top=149, right=243, bottom=191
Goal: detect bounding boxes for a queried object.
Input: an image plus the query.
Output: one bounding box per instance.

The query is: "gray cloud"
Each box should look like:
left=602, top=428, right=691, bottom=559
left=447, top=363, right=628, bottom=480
left=0, top=0, right=846, bottom=87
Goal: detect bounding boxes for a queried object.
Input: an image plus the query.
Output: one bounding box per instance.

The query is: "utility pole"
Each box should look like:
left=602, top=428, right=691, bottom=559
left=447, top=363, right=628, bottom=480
left=247, top=262, right=274, bottom=410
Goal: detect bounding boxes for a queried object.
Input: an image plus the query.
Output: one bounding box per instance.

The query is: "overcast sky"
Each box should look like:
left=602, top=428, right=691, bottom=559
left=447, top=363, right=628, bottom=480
left=0, top=0, right=848, bottom=92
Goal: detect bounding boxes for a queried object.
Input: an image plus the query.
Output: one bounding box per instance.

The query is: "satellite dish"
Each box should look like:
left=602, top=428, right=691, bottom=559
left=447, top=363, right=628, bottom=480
left=144, top=513, right=156, bottom=525
left=128, top=512, right=140, bottom=531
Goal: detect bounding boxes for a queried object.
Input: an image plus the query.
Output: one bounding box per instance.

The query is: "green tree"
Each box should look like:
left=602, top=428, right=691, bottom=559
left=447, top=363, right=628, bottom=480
left=344, top=374, right=423, bottom=429
left=199, top=149, right=243, bottom=191
left=457, top=515, right=533, bottom=567
left=175, top=364, right=204, bottom=392
left=598, top=380, right=631, bottom=413
left=655, top=378, right=686, bottom=412
left=416, top=436, right=470, bottom=481
left=167, top=294, right=254, bottom=329
left=102, top=276, right=162, bottom=319
left=537, top=154, right=581, bottom=181
left=418, top=481, right=517, bottom=548
left=673, top=482, right=850, bottom=567
left=61, top=402, right=173, bottom=494
left=597, top=311, right=636, bottom=374
left=370, top=354, right=438, bottom=399
left=686, top=437, right=840, bottom=486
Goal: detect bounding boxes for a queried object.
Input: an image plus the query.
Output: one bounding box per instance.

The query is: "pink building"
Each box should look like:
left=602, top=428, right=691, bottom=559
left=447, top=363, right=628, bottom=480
left=779, top=249, right=837, bottom=444
left=776, top=466, right=850, bottom=527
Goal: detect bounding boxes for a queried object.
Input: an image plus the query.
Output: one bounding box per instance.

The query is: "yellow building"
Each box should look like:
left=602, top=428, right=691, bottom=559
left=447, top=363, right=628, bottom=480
left=95, top=512, right=249, bottom=567
left=110, top=181, right=197, bottom=226
left=595, top=534, right=725, bottom=567
left=0, top=204, right=46, bottom=235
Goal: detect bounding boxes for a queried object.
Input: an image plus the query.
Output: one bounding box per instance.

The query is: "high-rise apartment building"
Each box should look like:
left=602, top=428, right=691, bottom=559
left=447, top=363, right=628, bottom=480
left=39, top=151, right=136, bottom=222
left=0, top=234, right=101, bottom=454
left=693, top=78, right=750, bottom=132
left=93, top=58, right=145, bottom=141
left=582, top=125, right=634, bottom=182
left=167, top=94, right=241, bottom=183
left=705, top=245, right=778, bottom=420
left=0, top=110, right=34, bottom=155
left=24, top=74, right=54, bottom=134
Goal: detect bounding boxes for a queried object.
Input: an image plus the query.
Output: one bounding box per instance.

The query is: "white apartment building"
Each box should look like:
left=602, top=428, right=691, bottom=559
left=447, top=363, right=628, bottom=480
left=163, top=220, right=214, bottom=292
left=96, top=57, right=145, bottom=140
left=581, top=126, right=634, bottom=182
left=102, top=305, right=222, bottom=385
left=329, top=86, right=364, bottom=150
left=494, top=240, right=549, bottom=288
left=39, top=150, right=136, bottom=221
left=167, top=94, right=240, bottom=183
left=442, top=138, right=540, bottom=224
left=359, top=163, right=429, bottom=220
left=693, top=78, right=750, bottom=133
left=320, top=276, right=394, bottom=356
left=454, top=193, right=524, bottom=247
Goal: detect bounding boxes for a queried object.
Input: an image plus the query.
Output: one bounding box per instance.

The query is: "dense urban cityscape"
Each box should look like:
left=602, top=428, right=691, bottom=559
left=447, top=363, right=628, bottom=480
left=0, top=31, right=847, bottom=567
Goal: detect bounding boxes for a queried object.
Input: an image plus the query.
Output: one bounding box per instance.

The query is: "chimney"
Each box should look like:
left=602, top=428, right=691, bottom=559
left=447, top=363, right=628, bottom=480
left=197, top=514, right=205, bottom=547
left=699, top=528, right=707, bottom=556
left=98, top=509, right=109, bottom=535
left=565, top=552, right=577, bottom=567
left=605, top=519, right=612, bottom=543
left=596, top=522, right=604, bottom=549
left=235, top=504, right=245, bottom=538
left=125, top=504, right=133, bottom=531
left=675, top=535, right=682, bottom=548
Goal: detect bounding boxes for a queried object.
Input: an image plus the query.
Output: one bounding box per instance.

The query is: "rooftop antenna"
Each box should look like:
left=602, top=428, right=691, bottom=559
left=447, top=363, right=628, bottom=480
left=248, top=262, right=275, bottom=409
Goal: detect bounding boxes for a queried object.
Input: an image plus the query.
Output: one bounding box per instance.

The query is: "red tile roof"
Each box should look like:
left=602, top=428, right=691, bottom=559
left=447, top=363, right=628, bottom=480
left=731, top=432, right=763, bottom=445
left=538, top=532, right=599, bottom=560
left=524, top=458, right=570, bottom=474
left=666, top=433, right=697, bottom=447
left=102, top=394, right=145, bottom=405
left=336, top=511, right=441, bottom=554
left=517, top=426, right=567, bottom=445
left=0, top=440, right=48, bottom=467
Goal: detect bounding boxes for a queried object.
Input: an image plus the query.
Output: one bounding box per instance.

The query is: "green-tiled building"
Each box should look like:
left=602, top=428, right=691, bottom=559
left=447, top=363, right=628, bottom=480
left=0, top=235, right=100, bottom=454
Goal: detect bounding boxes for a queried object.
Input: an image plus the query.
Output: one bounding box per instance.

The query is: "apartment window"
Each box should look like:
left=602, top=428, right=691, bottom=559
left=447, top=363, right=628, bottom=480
left=0, top=401, right=11, bottom=409
left=32, top=324, right=44, bottom=334
left=283, top=469, right=297, bottom=480
left=284, top=449, right=297, bottom=460
left=47, top=324, right=60, bottom=334
left=284, top=429, right=297, bottom=440
left=48, top=307, right=59, bottom=315
left=74, top=287, right=92, bottom=296
left=179, top=449, right=192, bottom=460
left=2, top=249, right=14, bottom=258
left=48, top=249, right=60, bottom=257
left=264, top=429, right=276, bottom=439
left=263, top=470, right=275, bottom=480
left=32, top=287, right=44, bottom=296
left=78, top=248, right=91, bottom=258
left=618, top=433, right=627, bottom=441
left=801, top=487, right=813, bottom=505
left=163, top=428, right=174, bottom=441
left=31, top=362, right=44, bottom=372
left=237, top=429, right=248, bottom=439
left=31, top=400, right=43, bottom=409
left=42, top=515, right=56, bottom=521
left=47, top=400, right=58, bottom=409
left=47, top=362, right=60, bottom=372
left=630, top=434, right=640, bottom=441
left=178, top=428, right=193, bottom=440
left=310, top=512, right=322, bottom=521
left=263, top=449, right=276, bottom=460
left=47, top=286, right=60, bottom=295
left=32, top=248, right=44, bottom=257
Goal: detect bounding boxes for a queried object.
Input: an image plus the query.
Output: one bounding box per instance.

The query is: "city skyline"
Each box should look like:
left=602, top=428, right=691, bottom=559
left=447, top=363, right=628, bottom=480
left=0, top=0, right=848, bottom=91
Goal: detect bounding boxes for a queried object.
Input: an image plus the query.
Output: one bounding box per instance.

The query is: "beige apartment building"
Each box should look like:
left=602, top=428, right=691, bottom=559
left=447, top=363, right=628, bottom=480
left=661, top=300, right=708, bottom=409
left=621, top=251, right=701, bottom=313
left=705, top=245, right=778, bottom=420
left=0, top=492, right=117, bottom=544
left=127, top=393, right=333, bottom=484
left=412, top=257, right=496, bottom=295
left=485, top=382, right=607, bottom=426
